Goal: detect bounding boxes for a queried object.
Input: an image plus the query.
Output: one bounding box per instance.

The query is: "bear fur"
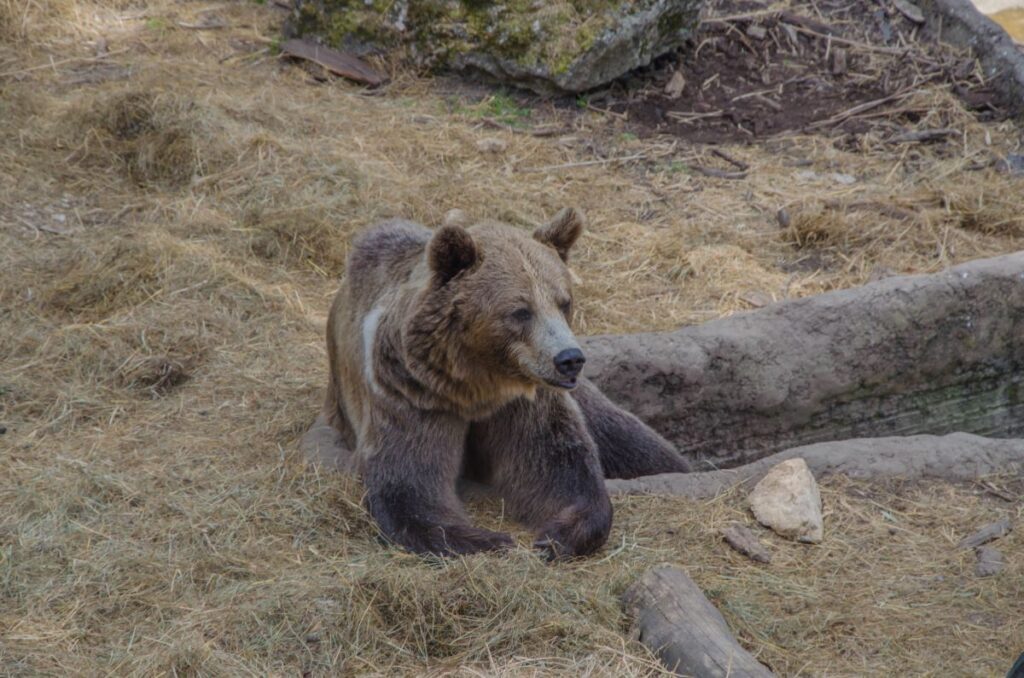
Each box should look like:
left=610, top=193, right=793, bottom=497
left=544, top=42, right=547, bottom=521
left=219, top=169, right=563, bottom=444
left=315, top=208, right=691, bottom=558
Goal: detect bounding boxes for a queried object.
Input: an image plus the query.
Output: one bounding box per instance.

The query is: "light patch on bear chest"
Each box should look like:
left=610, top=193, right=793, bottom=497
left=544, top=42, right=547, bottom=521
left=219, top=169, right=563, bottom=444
left=361, top=305, right=384, bottom=391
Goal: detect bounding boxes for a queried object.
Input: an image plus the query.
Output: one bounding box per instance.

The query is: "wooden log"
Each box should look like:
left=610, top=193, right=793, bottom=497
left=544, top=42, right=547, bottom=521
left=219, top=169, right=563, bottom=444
left=957, top=518, right=1012, bottom=549
left=623, top=565, right=775, bottom=677
left=607, top=434, right=1024, bottom=498
left=583, top=252, right=1024, bottom=468
left=721, top=524, right=772, bottom=563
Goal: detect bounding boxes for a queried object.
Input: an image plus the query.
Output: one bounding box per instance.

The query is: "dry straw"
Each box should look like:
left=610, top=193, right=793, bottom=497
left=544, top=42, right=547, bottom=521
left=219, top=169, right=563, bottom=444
left=2, top=0, right=1022, bottom=675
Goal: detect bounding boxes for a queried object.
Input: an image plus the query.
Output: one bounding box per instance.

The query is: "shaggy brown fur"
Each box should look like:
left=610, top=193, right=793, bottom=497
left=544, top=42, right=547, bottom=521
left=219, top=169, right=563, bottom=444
left=323, top=209, right=691, bottom=558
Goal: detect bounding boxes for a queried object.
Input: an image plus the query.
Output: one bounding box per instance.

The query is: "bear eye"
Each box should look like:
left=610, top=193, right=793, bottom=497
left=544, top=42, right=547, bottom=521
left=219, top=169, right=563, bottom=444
left=510, top=307, right=533, bottom=323
left=558, top=299, right=572, bottom=317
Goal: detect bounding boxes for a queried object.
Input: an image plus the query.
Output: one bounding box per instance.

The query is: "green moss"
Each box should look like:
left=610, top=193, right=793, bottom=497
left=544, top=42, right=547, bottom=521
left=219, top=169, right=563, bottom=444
left=290, top=0, right=627, bottom=74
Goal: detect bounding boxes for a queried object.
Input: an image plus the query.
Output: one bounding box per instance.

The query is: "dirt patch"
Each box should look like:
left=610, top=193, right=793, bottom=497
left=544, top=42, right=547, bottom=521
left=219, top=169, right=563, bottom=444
left=604, top=0, right=1004, bottom=143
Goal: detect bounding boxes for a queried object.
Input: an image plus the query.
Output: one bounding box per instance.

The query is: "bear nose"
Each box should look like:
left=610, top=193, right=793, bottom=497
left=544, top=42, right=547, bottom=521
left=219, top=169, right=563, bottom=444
left=553, top=348, right=586, bottom=377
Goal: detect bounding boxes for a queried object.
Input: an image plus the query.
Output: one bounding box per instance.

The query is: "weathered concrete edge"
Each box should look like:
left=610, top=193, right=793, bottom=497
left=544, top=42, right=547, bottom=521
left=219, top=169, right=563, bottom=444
left=606, top=433, right=1024, bottom=498
left=918, top=0, right=1024, bottom=114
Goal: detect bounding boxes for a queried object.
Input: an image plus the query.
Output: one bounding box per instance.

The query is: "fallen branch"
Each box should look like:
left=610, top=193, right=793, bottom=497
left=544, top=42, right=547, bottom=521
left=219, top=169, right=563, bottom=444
left=776, top=10, right=839, bottom=36
left=710, top=148, right=750, bottom=171
left=721, top=524, right=772, bottom=563
left=690, top=165, right=748, bottom=180
left=785, top=23, right=908, bottom=55
left=957, top=518, right=1012, bottom=549
left=623, top=565, right=775, bottom=678
left=807, top=90, right=913, bottom=129
left=0, top=48, right=130, bottom=79
left=520, top=153, right=647, bottom=173
left=886, top=128, right=960, bottom=143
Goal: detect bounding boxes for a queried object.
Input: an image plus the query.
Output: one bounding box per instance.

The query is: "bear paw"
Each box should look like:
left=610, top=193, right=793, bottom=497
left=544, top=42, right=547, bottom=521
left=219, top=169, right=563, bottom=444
left=533, top=504, right=612, bottom=561
left=400, top=523, right=515, bottom=557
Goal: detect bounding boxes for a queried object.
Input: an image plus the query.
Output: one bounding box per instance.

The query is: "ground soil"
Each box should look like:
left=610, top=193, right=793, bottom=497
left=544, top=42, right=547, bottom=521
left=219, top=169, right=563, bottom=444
left=2, top=0, right=1023, bottom=675
left=604, top=0, right=1006, bottom=143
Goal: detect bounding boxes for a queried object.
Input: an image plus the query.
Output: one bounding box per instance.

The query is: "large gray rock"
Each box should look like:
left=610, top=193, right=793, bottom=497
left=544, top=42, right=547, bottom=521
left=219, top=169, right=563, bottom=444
left=583, top=252, right=1024, bottom=468
left=287, top=0, right=702, bottom=94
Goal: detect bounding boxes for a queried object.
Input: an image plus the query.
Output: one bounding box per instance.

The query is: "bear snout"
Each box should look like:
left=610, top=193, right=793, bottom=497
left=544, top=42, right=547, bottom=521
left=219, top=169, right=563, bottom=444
left=553, top=348, right=586, bottom=379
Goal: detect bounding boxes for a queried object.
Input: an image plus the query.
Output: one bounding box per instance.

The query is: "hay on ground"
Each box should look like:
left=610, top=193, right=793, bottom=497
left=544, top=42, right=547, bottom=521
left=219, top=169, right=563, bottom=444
left=1, top=0, right=1023, bottom=675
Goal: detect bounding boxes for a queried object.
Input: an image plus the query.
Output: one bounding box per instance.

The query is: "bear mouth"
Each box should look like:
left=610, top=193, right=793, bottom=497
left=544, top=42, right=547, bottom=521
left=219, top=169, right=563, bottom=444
left=545, top=376, right=579, bottom=390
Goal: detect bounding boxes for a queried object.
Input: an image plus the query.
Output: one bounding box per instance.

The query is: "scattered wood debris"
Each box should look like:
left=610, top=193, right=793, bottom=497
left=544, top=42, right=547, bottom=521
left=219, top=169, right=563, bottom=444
left=280, top=38, right=386, bottom=87
left=957, top=518, right=1012, bottom=549
left=888, top=128, right=960, bottom=143
left=721, top=524, right=773, bottom=563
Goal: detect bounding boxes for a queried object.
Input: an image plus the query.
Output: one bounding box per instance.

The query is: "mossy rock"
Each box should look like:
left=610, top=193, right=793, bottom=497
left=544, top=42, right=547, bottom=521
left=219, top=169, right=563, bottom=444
left=286, top=0, right=702, bottom=94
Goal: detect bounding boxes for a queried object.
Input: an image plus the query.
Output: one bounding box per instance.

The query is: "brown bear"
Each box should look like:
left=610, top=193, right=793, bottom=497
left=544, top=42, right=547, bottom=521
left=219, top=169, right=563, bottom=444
left=317, top=208, right=691, bottom=558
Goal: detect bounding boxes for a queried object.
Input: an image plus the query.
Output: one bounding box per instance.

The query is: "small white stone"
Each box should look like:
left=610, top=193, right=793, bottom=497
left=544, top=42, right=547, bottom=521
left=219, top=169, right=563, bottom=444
left=664, top=70, right=686, bottom=99
left=748, top=458, right=823, bottom=543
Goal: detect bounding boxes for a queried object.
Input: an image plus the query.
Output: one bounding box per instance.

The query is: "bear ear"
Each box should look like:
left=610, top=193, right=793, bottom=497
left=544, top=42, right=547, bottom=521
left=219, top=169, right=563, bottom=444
left=533, top=207, right=585, bottom=262
left=428, top=225, right=479, bottom=285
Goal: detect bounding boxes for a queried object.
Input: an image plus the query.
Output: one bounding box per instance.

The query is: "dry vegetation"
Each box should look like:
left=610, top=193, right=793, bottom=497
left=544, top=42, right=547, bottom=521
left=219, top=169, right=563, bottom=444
left=2, top=0, right=1023, bottom=675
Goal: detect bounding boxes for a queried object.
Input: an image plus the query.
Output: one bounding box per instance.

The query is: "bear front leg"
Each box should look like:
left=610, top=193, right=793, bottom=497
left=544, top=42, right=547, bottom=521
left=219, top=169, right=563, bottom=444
left=362, top=408, right=513, bottom=557
left=468, top=392, right=612, bottom=560
left=571, top=377, right=694, bottom=479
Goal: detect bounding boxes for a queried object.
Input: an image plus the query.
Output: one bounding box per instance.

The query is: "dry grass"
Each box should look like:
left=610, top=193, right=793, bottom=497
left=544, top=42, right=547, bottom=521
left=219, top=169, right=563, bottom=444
left=2, top=0, right=1024, bottom=675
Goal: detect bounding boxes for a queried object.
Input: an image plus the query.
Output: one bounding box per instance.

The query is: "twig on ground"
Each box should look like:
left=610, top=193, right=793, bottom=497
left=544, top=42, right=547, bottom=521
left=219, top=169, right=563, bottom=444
left=690, top=165, right=748, bottom=180
left=520, top=154, right=647, bottom=173
left=711, top=148, right=751, bottom=171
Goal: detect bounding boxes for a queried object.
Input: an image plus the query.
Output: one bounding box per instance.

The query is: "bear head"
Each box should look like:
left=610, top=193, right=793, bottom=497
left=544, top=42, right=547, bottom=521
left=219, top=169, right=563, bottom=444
left=404, top=208, right=587, bottom=411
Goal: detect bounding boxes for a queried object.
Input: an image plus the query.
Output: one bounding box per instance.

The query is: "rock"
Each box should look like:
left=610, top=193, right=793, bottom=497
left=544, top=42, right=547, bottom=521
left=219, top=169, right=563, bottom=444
left=974, top=545, right=1004, bottom=577
left=664, top=70, right=686, bottom=99
left=286, top=0, right=702, bottom=94
left=746, top=23, right=767, bottom=40
left=999, top=153, right=1024, bottom=175
left=893, top=0, right=926, bottom=24
left=748, top=458, right=823, bottom=543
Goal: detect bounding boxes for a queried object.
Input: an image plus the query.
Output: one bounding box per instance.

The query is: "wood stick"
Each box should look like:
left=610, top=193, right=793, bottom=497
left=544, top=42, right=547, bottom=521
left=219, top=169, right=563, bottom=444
left=957, top=518, right=1012, bottom=549
left=886, top=128, right=960, bottom=144
left=623, top=565, right=775, bottom=677
left=279, top=38, right=386, bottom=86
left=806, top=91, right=911, bottom=129
left=711, top=148, right=751, bottom=171
left=520, top=154, right=647, bottom=173
left=786, top=24, right=908, bottom=55
left=721, top=524, right=772, bottom=563
left=0, top=49, right=130, bottom=79
left=690, top=165, right=748, bottom=180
